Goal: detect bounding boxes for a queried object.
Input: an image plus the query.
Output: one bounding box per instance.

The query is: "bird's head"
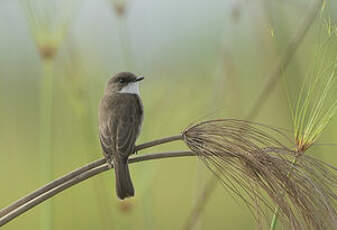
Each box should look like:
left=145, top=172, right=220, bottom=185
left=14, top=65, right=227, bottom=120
left=105, top=72, right=144, bottom=95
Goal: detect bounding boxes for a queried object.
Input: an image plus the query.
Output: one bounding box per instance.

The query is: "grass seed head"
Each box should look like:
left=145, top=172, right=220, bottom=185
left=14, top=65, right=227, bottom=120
left=182, top=119, right=337, bottom=230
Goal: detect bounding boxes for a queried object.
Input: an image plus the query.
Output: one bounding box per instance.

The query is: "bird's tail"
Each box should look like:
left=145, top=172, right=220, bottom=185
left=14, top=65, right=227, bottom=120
left=113, top=157, right=134, bottom=200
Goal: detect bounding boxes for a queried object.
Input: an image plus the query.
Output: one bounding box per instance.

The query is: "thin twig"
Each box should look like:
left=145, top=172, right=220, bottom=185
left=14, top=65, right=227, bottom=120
left=0, top=135, right=182, bottom=219
left=135, top=135, right=183, bottom=151
left=184, top=0, right=323, bottom=228
left=0, top=151, right=195, bottom=227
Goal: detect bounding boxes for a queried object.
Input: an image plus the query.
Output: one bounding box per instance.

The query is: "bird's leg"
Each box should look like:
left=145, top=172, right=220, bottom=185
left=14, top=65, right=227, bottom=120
left=133, top=146, right=138, bottom=155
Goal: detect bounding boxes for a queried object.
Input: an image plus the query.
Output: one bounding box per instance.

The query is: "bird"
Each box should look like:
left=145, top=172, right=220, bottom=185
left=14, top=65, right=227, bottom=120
left=98, top=72, right=144, bottom=200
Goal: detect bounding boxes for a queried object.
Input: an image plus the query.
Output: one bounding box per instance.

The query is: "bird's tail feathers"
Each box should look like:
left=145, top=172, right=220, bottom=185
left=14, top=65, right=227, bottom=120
left=113, top=157, right=134, bottom=200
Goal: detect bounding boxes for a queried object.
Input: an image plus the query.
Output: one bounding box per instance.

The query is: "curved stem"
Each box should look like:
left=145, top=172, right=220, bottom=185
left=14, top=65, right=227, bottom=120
left=0, top=150, right=195, bottom=227
left=0, top=158, right=106, bottom=218
left=0, top=135, right=182, bottom=219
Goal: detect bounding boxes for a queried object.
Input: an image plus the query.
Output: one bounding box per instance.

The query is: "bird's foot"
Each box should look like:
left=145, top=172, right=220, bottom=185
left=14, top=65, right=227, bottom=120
left=106, top=158, right=113, bottom=169
left=133, top=147, right=138, bottom=155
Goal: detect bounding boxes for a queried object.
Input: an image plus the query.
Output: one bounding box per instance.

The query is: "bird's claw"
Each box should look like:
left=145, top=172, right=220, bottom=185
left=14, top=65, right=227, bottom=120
left=106, top=158, right=113, bottom=169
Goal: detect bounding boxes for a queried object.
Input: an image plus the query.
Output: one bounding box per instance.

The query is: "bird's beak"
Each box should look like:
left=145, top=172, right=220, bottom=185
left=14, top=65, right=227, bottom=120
left=135, top=75, right=144, bottom=82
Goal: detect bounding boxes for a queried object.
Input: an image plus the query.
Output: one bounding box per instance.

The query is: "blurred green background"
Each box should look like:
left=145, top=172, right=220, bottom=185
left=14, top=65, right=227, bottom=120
left=1, top=0, right=337, bottom=229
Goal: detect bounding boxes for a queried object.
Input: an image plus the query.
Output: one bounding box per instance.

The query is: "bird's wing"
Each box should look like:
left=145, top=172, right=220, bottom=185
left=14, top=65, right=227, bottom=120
left=116, top=106, right=138, bottom=158
left=99, top=117, right=116, bottom=159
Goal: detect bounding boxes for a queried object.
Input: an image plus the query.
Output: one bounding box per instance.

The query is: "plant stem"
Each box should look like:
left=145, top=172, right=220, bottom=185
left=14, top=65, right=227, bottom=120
left=135, top=135, right=183, bottom=151
left=39, top=59, right=54, bottom=230
left=0, top=158, right=106, bottom=218
left=0, top=135, right=183, bottom=219
left=117, top=16, right=133, bottom=69
left=0, top=150, right=195, bottom=227
left=269, top=210, right=279, bottom=230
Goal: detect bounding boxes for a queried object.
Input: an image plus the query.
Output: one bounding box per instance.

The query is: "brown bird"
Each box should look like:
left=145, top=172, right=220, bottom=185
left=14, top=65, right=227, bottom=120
left=99, top=72, right=144, bottom=200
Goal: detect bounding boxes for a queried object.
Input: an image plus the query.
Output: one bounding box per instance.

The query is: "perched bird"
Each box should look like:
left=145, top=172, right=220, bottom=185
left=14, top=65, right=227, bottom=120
left=99, top=72, right=144, bottom=200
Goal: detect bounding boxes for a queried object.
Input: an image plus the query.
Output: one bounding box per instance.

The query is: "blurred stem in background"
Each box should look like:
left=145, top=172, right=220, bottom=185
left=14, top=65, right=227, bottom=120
left=110, top=0, right=133, bottom=69
left=20, top=0, right=77, bottom=229
left=39, top=58, right=55, bottom=230
left=117, top=18, right=133, bottom=69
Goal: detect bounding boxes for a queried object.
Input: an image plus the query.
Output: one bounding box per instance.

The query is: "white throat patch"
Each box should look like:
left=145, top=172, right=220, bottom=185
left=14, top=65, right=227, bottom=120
left=119, top=82, right=140, bottom=95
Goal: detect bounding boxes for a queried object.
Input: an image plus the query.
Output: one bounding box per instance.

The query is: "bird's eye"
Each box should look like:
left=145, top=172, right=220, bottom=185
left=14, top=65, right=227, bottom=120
left=119, top=78, right=125, bottom=83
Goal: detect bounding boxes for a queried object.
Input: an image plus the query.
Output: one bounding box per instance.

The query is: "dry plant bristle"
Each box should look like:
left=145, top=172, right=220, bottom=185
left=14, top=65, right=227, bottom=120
left=182, top=119, right=337, bottom=230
